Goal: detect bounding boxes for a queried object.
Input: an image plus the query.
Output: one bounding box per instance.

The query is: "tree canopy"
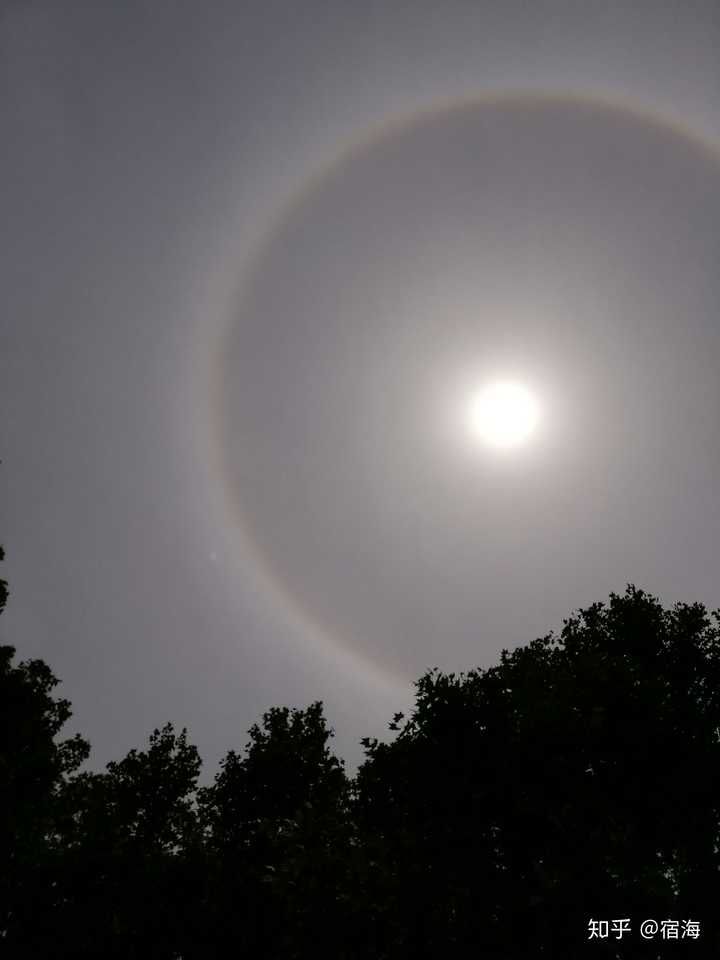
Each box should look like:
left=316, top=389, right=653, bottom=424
left=2, top=528, right=719, bottom=957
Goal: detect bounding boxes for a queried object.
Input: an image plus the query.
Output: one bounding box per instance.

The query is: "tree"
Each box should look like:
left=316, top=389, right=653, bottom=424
left=0, top=543, right=91, bottom=950
left=4, top=495, right=720, bottom=959
left=194, top=702, right=353, bottom=959
left=353, top=586, right=720, bottom=957
left=0, top=535, right=202, bottom=957
left=44, top=724, right=202, bottom=959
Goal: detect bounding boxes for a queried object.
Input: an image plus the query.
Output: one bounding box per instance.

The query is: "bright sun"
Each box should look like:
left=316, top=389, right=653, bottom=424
left=467, top=380, right=540, bottom=449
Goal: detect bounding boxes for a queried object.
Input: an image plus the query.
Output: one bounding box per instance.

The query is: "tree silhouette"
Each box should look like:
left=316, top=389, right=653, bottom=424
left=45, top=724, right=202, bottom=958
left=192, top=703, right=352, bottom=959
left=0, top=543, right=90, bottom=950
left=354, top=585, right=720, bottom=957
left=2, top=510, right=720, bottom=957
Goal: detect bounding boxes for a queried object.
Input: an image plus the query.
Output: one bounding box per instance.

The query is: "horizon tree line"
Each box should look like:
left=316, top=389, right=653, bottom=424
left=2, top=532, right=719, bottom=957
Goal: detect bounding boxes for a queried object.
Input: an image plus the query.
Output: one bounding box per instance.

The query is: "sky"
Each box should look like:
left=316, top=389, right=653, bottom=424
left=2, top=0, right=720, bottom=776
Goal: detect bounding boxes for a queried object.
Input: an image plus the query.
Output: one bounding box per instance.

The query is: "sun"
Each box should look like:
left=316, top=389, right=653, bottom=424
left=467, top=380, right=540, bottom=449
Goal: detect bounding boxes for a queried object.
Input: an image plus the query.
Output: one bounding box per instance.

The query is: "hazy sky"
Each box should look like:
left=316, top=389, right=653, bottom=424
left=3, top=1, right=720, bottom=774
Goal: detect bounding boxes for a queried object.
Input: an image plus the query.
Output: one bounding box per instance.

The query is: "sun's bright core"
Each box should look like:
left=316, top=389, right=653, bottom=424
left=468, top=380, right=540, bottom=449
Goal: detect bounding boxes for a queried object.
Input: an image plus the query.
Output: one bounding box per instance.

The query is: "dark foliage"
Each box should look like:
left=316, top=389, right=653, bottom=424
left=2, top=527, right=719, bottom=957
left=0, top=544, right=90, bottom=951
left=354, top=586, right=720, bottom=957
left=189, top=703, right=353, bottom=959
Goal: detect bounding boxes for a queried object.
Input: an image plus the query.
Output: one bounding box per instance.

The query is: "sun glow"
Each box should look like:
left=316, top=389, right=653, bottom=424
left=467, top=380, right=540, bottom=449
